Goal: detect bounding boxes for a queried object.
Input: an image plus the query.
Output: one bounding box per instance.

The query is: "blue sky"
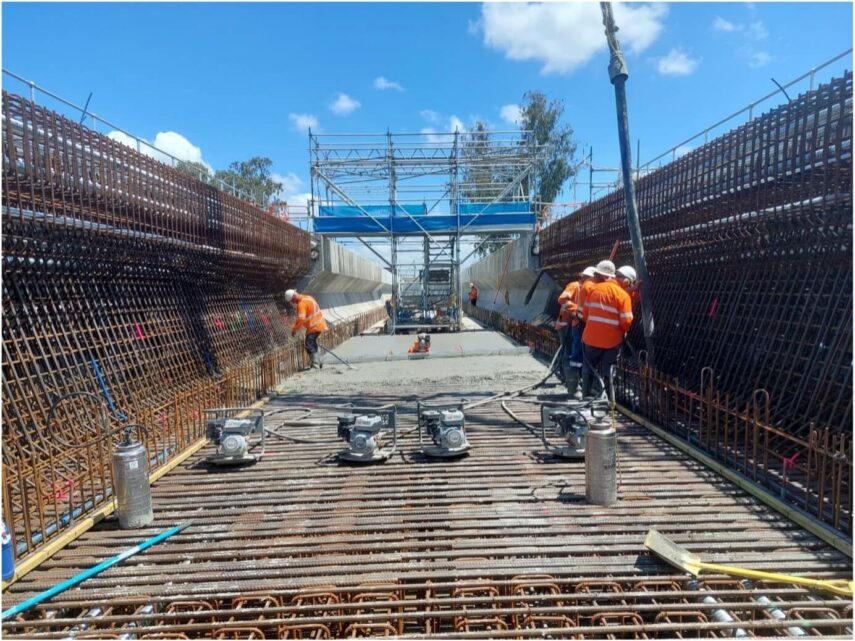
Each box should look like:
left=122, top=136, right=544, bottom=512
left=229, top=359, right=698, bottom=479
left=2, top=1, right=852, bottom=209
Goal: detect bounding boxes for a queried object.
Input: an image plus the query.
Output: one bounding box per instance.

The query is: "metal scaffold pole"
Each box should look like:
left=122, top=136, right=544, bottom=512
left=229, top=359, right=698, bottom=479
left=600, top=1, right=656, bottom=364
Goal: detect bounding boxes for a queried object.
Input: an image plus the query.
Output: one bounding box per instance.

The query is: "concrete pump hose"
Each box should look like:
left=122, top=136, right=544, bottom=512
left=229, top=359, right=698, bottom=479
left=463, top=345, right=563, bottom=411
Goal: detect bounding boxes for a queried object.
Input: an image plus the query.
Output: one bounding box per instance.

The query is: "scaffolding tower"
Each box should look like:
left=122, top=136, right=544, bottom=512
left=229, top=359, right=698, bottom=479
left=309, top=130, right=538, bottom=333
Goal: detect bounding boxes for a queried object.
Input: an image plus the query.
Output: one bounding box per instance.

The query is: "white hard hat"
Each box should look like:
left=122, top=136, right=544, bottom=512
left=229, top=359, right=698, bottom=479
left=581, top=266, right=596, bottom=278
left=594, top=260, right=616, bottom=278
left=284, top=289, right=297, bottom=302
left=469, top=282, right=474, bottom=287
left=617, top=265, right=637, bottom=282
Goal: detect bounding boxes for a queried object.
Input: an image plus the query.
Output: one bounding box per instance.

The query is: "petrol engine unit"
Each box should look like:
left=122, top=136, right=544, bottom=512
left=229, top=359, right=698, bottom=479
left=337, top=407, right=397, bottom=463
left=205, top=408, right=265, bottom=465
left=417, top=402, right=471, bottom=458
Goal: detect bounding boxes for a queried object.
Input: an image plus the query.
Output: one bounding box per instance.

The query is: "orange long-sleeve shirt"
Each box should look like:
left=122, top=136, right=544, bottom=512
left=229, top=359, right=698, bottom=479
left=291, top=295, right=328, bottom=334
left=581, top=280, right=633, bottom=349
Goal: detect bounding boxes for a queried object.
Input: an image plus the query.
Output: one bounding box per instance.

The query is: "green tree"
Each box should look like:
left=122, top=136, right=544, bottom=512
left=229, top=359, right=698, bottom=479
left=214, top=157, right=283, bottom=204
left=460, top=121, right=509, bottom=257
left=175, top=160, right=213, bottom=183
left=519, top=91, right=576, bottom=220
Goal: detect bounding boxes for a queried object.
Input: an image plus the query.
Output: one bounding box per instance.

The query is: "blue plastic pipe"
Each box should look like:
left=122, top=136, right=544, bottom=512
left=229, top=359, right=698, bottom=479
left=2, top=523, right=189, bottom=620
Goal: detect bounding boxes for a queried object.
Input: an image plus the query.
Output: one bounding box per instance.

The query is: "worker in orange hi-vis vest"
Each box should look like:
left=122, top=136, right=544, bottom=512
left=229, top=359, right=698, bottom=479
left=555, top=266, right=596, bottom=399
left=468, top=283, right=478, bottom=307
left=285, top=289, right=329, bottom=369
left=581, top=260, right=634, bottom=401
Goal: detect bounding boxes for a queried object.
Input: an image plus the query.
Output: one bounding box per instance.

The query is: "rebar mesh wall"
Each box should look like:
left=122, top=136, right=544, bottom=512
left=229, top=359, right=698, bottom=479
left=541, top=72, right=853, bottom=438
left=0, top=92, right=385, bottom=564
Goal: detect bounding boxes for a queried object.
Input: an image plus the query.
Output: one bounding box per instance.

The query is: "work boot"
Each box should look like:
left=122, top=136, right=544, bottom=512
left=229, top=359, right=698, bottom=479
left=566, top=366, right=583, bottom=401
left=310, top=353, right=320, bottom=369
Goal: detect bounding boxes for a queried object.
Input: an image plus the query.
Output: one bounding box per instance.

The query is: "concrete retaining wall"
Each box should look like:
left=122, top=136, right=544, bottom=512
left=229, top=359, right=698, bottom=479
left=461, top=233, right=559, bottom=326
left=298, top=237, right=393, bottom=324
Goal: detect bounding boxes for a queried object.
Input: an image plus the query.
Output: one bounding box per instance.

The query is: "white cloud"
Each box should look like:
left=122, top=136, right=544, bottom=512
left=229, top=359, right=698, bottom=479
left=747, top=50, right=772, bottom=68
left=330, top=93, right=361, bottom=115
left=420, top=109, right=441, bottom=124
left=448, top=115, right=465, bottom=133
left=107, top=129, right=212, bottom=174
left=712, top=17, right=768, bottom=40
left=499, top=104, right=522, bottom=126
left=674, top=145, right=693, bottom=158
left=712, top=17, right=738, bottom=32
left=481, top=2, right=667, bottom=74
left=421, top=127, right=442, bottom=144
left=374, top=76, right=404, bottom=91
left=746, top=21, right=768, bottom=40
left=271, top=172, right=312, bottom=208
left=289, top=113, right=318, bottom=132
left=656, top=49, right=699, bottom=76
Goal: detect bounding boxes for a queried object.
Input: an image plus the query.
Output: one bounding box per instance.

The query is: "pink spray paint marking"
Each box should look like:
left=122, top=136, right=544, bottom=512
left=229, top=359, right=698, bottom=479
left=134, top=323, right=146, bottom=340
left=53, top=479, right=74, bottom=501
left=214, top=318, right=224, bottom=330
left=709, top=298, right=719, bottom=317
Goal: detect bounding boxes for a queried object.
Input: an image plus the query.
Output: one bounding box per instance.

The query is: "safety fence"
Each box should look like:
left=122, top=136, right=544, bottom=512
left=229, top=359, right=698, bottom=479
left=540, top=71, right=853, bottom=441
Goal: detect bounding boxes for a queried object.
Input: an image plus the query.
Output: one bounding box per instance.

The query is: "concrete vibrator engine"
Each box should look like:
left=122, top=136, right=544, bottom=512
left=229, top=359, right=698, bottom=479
left=204, top=408, right=265, bottom=465
left=417, top=401, right=471, bottom=458
left=337, top=405, right=397, bottom=463
left=539, top=399, right=609, bottom=459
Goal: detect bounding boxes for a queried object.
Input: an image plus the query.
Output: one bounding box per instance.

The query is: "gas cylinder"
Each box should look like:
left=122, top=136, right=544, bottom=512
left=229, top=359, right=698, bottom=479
left=2, top=520, right=14, bottom=581
left=585, top=415, right=617, bottom=506
left=111, top=429, right=153, bottom=528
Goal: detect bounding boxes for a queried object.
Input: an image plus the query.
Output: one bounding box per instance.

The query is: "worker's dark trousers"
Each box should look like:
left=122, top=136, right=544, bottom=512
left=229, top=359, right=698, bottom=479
left=470, top=298, right=477, bottom=307
left=581, top=343, right=620, bottom=399
left=305, top=332, right=320, bottom=354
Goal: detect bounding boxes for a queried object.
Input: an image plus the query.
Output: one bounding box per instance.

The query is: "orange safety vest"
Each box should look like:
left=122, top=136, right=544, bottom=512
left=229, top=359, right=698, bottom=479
left=557, top=279, right=596, bottom=327
left=557, top=281, right=581, bottom=326
left=292, top=295, right=328, bottom=334
left=469, top=286, right=478, bottom=302
left=581, top=280, right=633, bottom=349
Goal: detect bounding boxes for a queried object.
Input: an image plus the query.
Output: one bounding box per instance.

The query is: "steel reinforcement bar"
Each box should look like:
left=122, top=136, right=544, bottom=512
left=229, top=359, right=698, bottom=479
left=517, top=71, right=853, bottom=536
left=1, top=389, right=851, bottom=638
left=540, top=72, right=852, bottom=440
left=1, top=91, right=386, bottom=567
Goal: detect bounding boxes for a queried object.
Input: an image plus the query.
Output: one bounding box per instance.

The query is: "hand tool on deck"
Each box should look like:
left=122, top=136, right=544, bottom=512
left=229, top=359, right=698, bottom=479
left=644, top=529, right=853, bottom=597
left=319, top=344, right=357, bottom=370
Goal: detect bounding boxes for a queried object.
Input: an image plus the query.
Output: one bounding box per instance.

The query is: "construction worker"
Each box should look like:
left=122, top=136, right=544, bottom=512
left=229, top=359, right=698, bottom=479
left=581, top=260, right=633, bottom=401
left=285, top=289, right=329, bottom=369
left=616, top=265, right=640, bottom=304
left=468, top=282, right=478, bottom=307
left=408, top=333, right=431, bottom=353
left=556, top=266, right=597, bottom=399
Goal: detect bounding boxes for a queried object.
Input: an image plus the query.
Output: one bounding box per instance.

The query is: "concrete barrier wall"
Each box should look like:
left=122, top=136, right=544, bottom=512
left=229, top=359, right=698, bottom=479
left=462, top=233, right=559, bottom=326
left=299, top=237, right=393, bottom=324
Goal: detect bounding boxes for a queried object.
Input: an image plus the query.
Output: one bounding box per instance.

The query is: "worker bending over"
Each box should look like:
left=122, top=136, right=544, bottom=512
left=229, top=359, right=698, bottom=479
left=468, top=283, right=478, bottom=307
left=556, top=266, right=596, bottom=399
left=581, top=260, right=634, bottom=401
left=285, top=289, right=328, bottom=369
